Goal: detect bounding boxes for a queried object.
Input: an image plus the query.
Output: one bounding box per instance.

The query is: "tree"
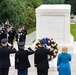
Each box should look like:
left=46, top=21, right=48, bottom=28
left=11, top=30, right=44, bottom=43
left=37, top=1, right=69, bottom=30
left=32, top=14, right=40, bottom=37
left=0, top=0, right=42, bottom=29
left=64, top=0, right=76, bottom=15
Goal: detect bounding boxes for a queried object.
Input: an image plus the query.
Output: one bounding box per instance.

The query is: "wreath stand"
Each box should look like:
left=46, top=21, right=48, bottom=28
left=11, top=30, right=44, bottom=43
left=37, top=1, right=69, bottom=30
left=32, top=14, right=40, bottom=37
left=49, top=56, right=57, bottom=71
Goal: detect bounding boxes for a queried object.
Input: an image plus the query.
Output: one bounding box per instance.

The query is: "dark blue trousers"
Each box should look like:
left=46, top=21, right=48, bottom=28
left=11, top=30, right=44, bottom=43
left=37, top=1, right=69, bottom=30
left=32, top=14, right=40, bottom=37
left=18, top=68, right=28, bottom=75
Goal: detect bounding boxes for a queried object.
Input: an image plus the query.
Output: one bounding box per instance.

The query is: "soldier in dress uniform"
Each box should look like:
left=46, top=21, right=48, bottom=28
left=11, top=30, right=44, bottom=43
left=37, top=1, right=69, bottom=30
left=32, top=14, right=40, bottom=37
left=34, top=39, right=54, bottom=75
left=21, top=25, right=27, bottom=44
left=16, top=25, right=27, bottom=44
left=0, top=38, right=16, bottom=75
left=7, top=24, right=16, bottom=46
left=10, top=24, right=16, bottom=46
left=15, top=42, right=34, bottom=75
left=0, top=24, right=2, bottom=44
left=1, top=23, right=5, bottom=28
left=4, top=20, right=10, bottom=30
left=0, top=24, right=7, bottom=45
left=16, top=26, right=23, bottom=43
left=5, top=19, right=10, bottom=25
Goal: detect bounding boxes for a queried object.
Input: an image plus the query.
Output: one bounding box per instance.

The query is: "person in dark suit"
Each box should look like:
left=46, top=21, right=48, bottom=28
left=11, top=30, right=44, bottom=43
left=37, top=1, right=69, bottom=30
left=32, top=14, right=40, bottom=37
left=0, top=38, right=16, bottom=75
left=15, top=42, right=34, bottom=75
left=34, top=39, right=54, bottom=75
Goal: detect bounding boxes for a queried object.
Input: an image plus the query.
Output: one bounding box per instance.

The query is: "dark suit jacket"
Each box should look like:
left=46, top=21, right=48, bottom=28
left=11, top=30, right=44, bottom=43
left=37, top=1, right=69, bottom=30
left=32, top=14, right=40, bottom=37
left=15, top=49, right=34, bottom=70
left=34, top=47, right=54, bottom=70
left=0, top=46, right=16, bottom=68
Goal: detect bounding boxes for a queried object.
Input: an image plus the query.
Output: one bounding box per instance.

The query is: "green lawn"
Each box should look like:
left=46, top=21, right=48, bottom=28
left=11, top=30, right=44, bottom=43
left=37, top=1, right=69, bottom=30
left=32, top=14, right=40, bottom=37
left=71, top=24, right=76, bottom=41
left=27, top=27, right=36, bottom=35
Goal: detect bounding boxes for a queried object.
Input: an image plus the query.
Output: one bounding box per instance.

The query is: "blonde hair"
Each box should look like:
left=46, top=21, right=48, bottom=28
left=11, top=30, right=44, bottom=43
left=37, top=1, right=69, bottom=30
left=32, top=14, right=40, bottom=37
left=62, top=46, right=68, bottom=53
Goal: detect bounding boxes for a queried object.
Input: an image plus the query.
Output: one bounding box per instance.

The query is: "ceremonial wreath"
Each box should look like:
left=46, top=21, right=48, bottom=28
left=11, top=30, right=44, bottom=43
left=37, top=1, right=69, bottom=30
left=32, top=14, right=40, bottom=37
left=35, top=37, right=58, bottom=60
